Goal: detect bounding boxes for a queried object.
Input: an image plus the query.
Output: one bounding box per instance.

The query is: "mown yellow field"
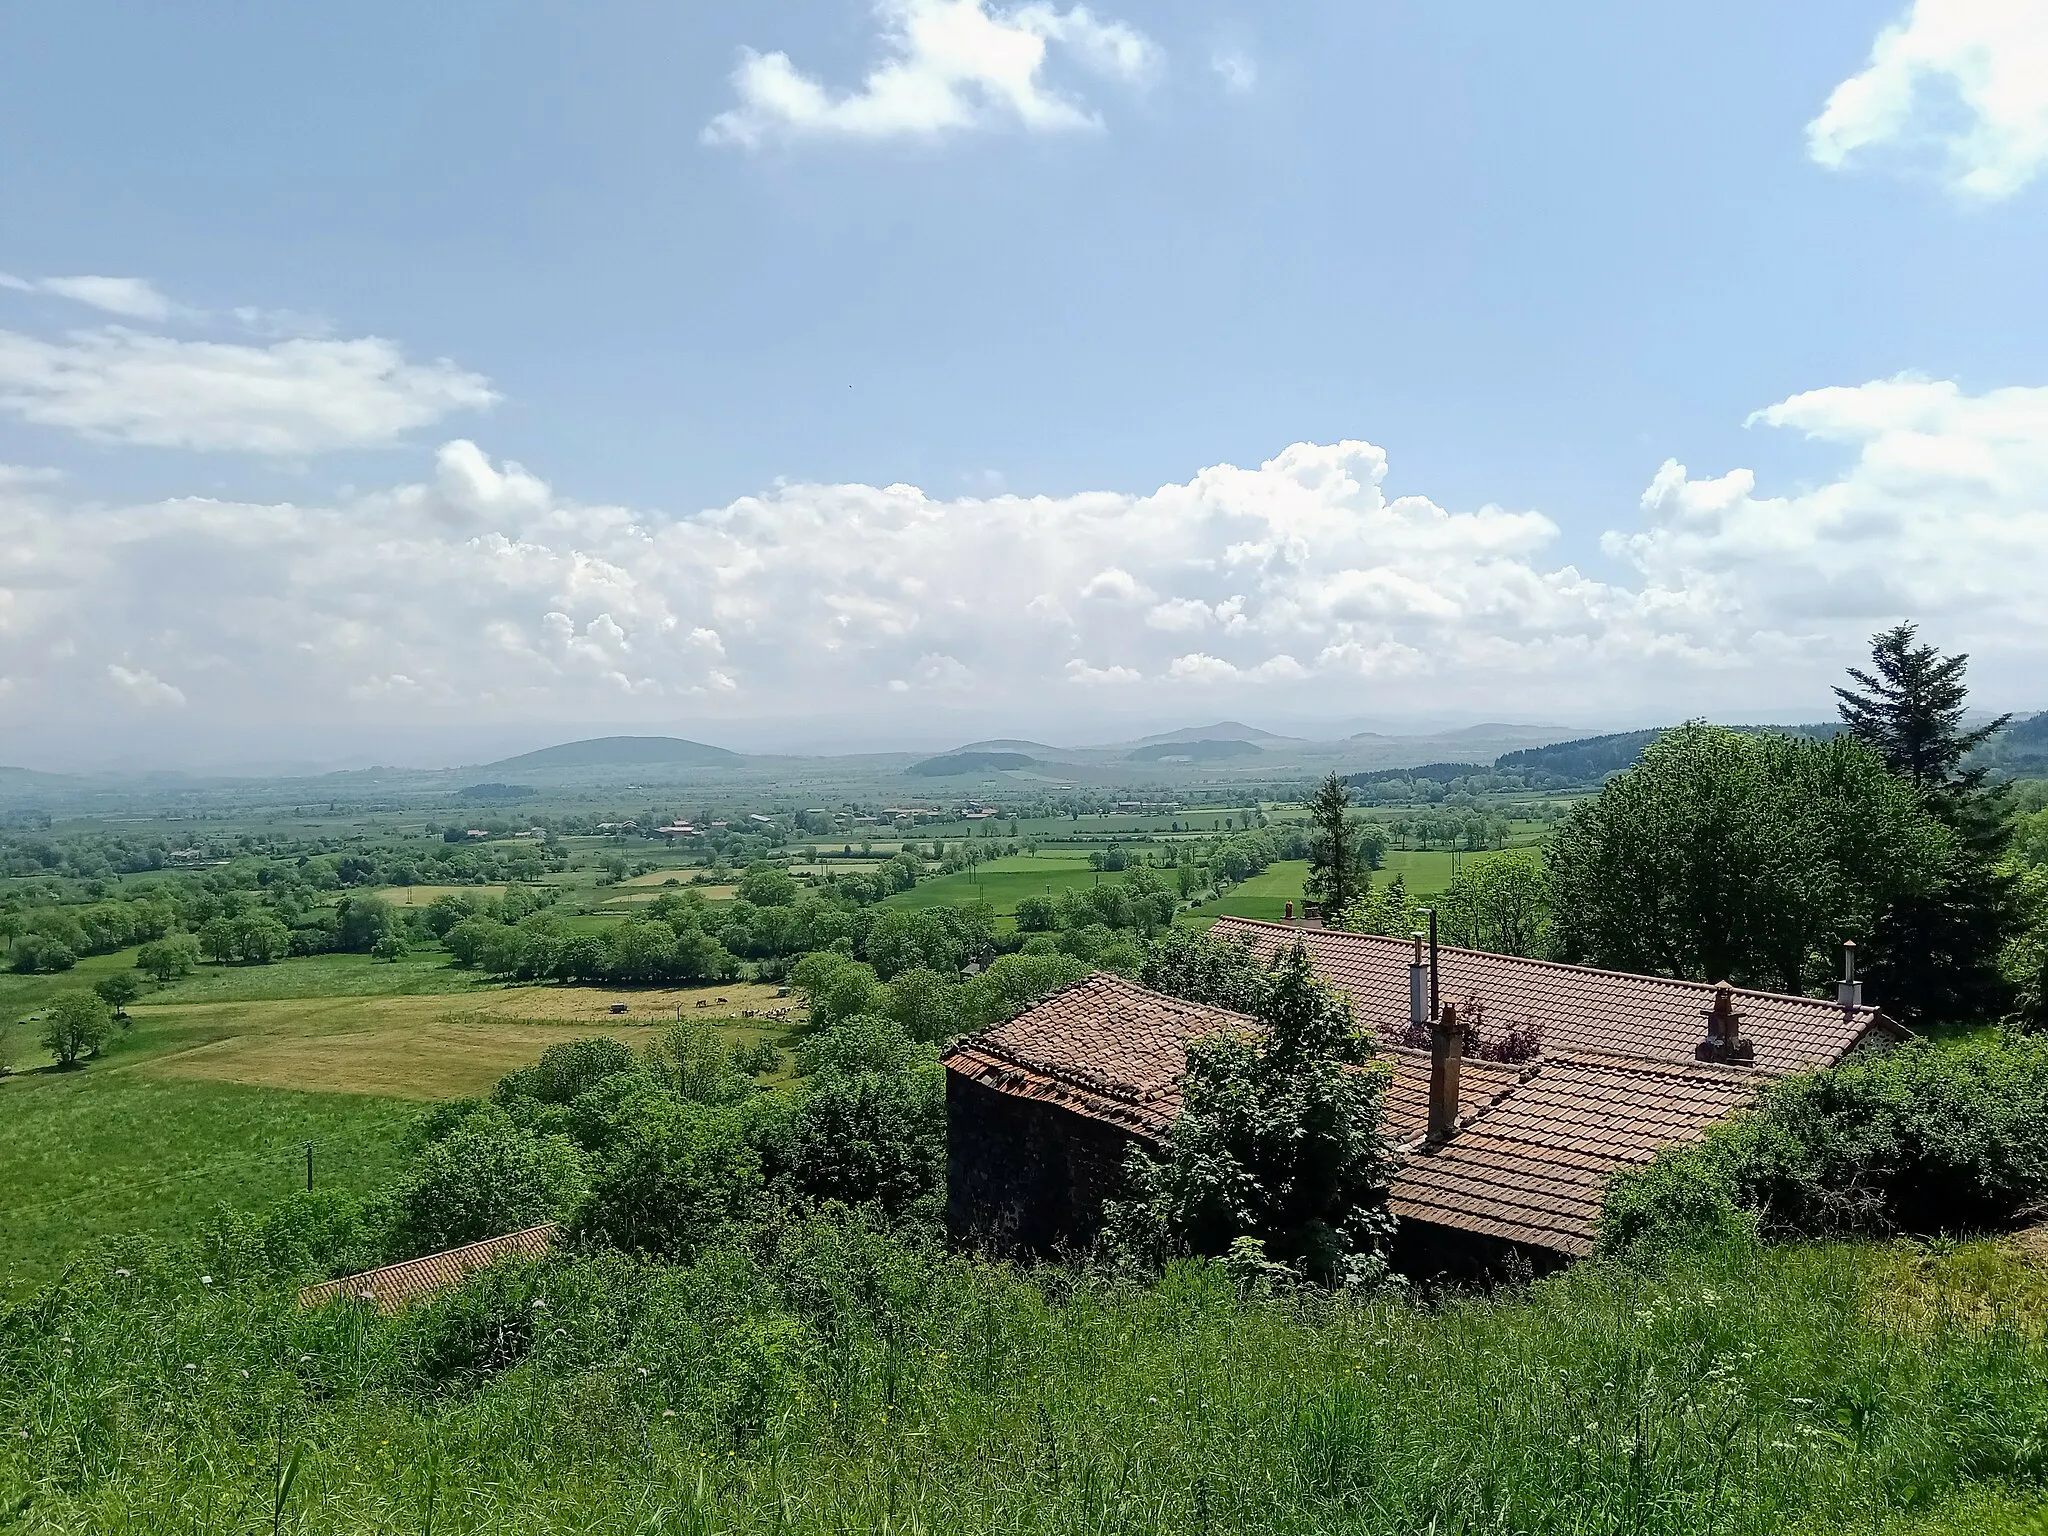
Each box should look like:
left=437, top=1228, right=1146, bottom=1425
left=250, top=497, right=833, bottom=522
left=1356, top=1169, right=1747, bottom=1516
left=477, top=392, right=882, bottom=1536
left=600, top=883, right=737, bottom=906
left=133, top=981, right=794, bottom=1100
left=369, top=884, right=512, bottom=905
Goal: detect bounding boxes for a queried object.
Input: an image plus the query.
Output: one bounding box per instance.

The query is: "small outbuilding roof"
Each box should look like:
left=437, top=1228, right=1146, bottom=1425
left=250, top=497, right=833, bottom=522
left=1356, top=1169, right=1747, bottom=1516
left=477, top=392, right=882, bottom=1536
left=298, top=1223, right=557, bottom=1313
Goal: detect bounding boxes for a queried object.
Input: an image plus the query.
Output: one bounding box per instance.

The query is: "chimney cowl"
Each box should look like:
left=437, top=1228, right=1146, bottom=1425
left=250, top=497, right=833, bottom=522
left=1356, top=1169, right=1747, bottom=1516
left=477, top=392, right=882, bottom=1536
left=1837, top=940, right=1864, bottom=1012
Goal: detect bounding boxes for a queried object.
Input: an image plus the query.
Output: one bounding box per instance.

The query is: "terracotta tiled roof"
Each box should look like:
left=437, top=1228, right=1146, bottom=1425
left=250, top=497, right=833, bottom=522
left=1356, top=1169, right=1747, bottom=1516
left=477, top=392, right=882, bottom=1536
left=298, top=1223, right=557, bottom=1313
left=1206, top=917, right=1894, bottom=1076
left=1381, top=1049, right=1528, bottom=1145
left=1388, top=1055, right=1762, bottom=1256
left=944, top=972, right=1250, bottom=1135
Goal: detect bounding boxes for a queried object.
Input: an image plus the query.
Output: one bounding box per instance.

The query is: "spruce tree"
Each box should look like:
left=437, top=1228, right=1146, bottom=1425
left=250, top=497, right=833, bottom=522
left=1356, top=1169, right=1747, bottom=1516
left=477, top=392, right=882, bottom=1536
left=1304, top=772, right=1376, bottom=921
left=1835, top=624, right=2016, bottom=1022
left=1834, top=622, right=2010, bottom=801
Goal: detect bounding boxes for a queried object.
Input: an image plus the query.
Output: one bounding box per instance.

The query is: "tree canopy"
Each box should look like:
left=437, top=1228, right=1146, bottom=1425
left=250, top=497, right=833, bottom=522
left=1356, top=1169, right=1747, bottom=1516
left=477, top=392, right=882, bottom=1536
left=1547, top=723, right=1952, bottom=998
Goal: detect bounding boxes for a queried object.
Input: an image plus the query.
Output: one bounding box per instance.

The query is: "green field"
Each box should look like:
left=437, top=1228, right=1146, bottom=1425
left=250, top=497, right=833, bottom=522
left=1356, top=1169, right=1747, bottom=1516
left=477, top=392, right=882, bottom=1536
left=0, top=1070, right=417, bottom=1291
left=1200, top=858, right=1310, bottom=920
left=880, top=852, right=1116, bottom=916
left=0, top=944, right=795, bottom=1284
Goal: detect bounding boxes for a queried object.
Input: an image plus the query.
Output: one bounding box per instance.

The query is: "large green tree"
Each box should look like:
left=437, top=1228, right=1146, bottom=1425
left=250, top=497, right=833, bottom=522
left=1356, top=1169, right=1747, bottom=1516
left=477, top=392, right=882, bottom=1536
left=1837, top=624, right=2017, bottom=1022
left=1303, top=773, right=1384, bottom=922
left=41, top=993, right=112, bottom=1070
left=1547, top=724, right=1951, bottom=999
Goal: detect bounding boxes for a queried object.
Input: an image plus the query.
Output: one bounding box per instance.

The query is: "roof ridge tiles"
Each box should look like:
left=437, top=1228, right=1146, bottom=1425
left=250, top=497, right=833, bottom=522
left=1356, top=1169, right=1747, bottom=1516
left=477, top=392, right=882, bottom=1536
left=1209, top=916, right=1880, bottom=1018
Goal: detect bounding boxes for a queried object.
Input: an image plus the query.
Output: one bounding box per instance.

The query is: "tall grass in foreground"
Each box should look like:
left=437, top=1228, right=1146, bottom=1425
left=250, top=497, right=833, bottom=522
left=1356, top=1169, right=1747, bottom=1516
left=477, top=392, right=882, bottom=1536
left=5, top=1219, right=2048, bottom=1534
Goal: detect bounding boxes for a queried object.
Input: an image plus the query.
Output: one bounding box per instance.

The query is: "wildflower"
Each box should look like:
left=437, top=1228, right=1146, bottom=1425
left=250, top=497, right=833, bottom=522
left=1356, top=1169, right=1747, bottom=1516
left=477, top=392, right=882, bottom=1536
left=240, top=1370, right=250, bottom=1379
left=200, top=1275, right=212, bottom=1286
left=298, top=1355, right=312, bottom=1364
left=184, top=1363, right=196, bottom=1372
left=637, top=1367, right=648, bottom=1377
left=1147, top=1396, right=1158, bottom=1404
left=531, top=1299, right=548, bottom=1311
left=663, top=1410, right=676, bottom=1418
left=114, top=1269, right=131, bottom=1279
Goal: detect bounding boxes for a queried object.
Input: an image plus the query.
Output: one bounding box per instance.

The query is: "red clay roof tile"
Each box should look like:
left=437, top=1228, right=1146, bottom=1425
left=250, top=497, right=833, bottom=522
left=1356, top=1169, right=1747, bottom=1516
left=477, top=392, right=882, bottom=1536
left=298, top=1223, right=557, bottom=1313
left=1207, top=917, right=1891, bottom=1075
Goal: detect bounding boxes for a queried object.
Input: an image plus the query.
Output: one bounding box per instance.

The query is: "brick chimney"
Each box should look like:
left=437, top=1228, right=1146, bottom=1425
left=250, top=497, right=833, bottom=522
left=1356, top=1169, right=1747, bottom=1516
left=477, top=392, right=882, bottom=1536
left=1428, top=1001, right=1465, bottom=1143
left=1702, top=983, right=1752, bottom=1064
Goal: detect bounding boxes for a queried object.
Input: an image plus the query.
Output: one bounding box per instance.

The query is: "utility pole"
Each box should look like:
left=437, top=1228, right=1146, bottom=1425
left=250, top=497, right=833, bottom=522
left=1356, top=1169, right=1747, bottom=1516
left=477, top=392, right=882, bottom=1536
left=304, top=1141, right=314, bottom=1192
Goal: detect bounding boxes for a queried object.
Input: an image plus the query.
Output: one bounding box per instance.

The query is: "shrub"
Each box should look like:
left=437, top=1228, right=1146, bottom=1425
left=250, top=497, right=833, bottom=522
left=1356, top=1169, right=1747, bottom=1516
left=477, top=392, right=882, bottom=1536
left=1602, top=1032, right=2048, bottom=1250
left=784, top=1016, right=946, bottom=1222
left=1107, top=941, right=1398, bottom=1286
left=382, top=1106, right=588, bottom=1258
left=10, top=932, right=77, bottom=973
left=496, top=1036, right=640, bottom=1107
left=569, top=1101, right=764, bottom=1261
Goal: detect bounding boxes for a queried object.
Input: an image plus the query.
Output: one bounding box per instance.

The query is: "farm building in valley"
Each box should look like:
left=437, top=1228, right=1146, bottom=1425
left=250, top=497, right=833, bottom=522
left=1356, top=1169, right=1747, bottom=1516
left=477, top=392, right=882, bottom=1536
left=942, top=916, right=1902, bottom=1274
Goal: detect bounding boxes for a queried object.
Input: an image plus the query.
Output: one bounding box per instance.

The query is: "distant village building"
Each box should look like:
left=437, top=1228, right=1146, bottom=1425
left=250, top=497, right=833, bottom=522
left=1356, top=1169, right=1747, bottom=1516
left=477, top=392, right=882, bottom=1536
left=943, top=917, right=1900, bottom=1275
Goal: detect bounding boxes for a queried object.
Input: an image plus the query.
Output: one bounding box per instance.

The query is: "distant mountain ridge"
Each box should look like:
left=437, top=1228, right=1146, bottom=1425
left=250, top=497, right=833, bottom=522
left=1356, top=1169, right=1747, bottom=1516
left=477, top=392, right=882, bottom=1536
left=1129, top=721, right=1288, bottom=748
left=1129, top=738, right=1263, bottom=763
left=482, top=736, right=741, bottom=771
left=906, top=750, right=1038, bottom=777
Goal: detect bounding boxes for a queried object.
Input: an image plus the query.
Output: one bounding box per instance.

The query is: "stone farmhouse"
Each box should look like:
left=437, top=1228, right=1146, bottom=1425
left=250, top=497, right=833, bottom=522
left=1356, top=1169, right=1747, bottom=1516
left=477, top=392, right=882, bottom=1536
left=943, top=915, right=1902, bottom=1275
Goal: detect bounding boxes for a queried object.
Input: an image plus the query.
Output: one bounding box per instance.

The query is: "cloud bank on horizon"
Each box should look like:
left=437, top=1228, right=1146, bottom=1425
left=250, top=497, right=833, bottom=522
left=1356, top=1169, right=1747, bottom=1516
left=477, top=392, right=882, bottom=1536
left=3, top=348, right=2044, bottom=733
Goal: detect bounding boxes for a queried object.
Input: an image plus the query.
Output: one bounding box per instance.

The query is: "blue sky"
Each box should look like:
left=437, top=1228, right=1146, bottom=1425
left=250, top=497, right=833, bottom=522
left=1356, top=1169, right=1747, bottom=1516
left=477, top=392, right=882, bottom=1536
left=2, top=1, right=2046, bottom=766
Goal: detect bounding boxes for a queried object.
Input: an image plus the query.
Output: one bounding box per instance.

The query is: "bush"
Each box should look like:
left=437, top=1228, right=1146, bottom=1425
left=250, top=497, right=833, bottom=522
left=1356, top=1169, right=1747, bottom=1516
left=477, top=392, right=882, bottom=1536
left=1107, top=941, right=1399, bottom=1286
left=495, top=1036, right=640, bottom=1107
left=382, top=1106, right=588, bottom=1258
left=569, top=1101, right=764, bottom=1261
left=1602, top=1032, right=2048, bottom=1250
left=9, top=932, right=77, bottom=973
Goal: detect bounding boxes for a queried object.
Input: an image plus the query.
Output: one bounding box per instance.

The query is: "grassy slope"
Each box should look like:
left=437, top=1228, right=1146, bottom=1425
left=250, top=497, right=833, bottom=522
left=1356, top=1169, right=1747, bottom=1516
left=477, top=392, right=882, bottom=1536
left=0, top=949, right=796, bottom=1284
left=0, top=1069, right=417, bottom=1291
left=3, top=1233, right=2046, bottom=1532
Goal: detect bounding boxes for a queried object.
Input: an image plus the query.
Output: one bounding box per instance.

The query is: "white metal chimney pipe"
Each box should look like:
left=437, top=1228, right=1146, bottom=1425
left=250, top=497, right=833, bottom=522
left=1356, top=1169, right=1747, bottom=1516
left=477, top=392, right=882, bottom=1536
left=1837, top=940, right=1863, bottom=1011
left=1410, top=930, right=1428, bottom=1033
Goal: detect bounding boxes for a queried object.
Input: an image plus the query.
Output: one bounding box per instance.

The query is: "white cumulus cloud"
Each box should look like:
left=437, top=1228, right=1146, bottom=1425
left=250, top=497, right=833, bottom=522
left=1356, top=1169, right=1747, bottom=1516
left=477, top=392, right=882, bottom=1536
left=703, top=0, right=1159, bottom=148
left=6, top=379, right=2048, bottom=739
left=0, top=273, right=184, bottom=321
left=1809, top=0, right=2048, bottom=198
left=106, top=664, right=186, bottom=708
left=0, top=325, right=496, bottom=453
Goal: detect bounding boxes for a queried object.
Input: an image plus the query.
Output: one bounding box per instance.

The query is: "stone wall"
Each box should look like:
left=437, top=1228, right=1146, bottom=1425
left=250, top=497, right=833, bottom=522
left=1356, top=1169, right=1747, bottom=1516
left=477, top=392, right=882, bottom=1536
left=945, top=1070, right=1142, bottom=1257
